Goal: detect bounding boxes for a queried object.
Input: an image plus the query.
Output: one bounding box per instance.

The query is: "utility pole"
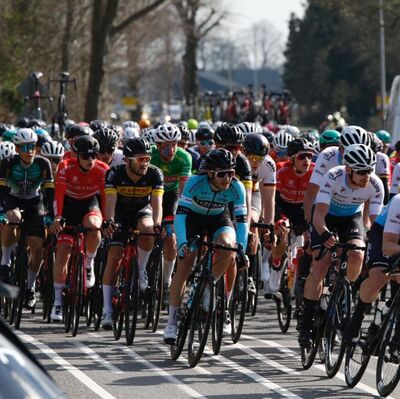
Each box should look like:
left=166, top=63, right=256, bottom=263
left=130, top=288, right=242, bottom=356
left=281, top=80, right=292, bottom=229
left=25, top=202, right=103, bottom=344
left=379, top=0, right=387, bottom=129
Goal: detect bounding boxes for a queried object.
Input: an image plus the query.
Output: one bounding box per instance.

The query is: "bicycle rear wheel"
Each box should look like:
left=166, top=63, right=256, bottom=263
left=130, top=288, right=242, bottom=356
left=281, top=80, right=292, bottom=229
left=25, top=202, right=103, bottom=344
left=13, top=248, right=28, bottom=330
left=188, top=275, right=214, bottom=367
left=112, top=285, right=124, bottom=341
left=277, top=257, right=292, bottom=333
left=171, top=305, right=191, bottom=360
left=125, top=257, right=139, bottom=345
left=212, top=277, right=225, bottom=355
left=42, top=244, right=54, bottom=323
left=230, top=268, right=248, bottom=343
left=324, top=280, right=351, bottom=378
left=70, top=253, right=84, bottom=337
left=247, top=248, right=260, bottom=316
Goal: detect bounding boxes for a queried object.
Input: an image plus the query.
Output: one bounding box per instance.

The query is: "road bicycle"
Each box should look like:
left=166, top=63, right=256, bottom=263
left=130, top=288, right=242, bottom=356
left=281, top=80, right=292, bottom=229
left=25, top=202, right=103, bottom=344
left=24, top=71, right=52, bottom=120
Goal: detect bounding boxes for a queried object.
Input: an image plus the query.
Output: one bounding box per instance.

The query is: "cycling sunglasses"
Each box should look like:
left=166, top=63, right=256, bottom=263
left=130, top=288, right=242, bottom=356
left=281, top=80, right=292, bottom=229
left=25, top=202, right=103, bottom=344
left=247, top=154, right=264, bottom=163
left=355, top=169, right=373, bottom=176
left=80, top=152, right=97, bottom=160
left=130, top=155, right=151, bottom=164
left=200, top=140, right=214, bottom=146
left=296, top=153, right=313, bottom=160
left=214, top=169, right=235, bottom=178
left=225, top=144, right=241, bottom=152
left=50, top=158, right=61, bottom=165
left=99, top=147, right=115, bottom=154
left=18, top=143, right=36, bottom=152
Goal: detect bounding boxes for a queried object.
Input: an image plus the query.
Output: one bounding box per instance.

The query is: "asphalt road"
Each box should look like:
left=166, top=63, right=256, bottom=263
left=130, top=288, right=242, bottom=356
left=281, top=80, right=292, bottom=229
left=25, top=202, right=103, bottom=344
left=14, top=298, right=400, bottom=399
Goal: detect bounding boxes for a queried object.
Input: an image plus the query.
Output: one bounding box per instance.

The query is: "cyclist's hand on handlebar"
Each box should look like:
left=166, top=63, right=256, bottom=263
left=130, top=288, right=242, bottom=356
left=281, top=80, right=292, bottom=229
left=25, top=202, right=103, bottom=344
left=102, top=219, right=116, bottom=238
left=50, top=216, right=64, bottom=234
left=247, top=231, right=256, bottom=249
left=321, top=230, right=336, bottom=249
left=178, top=243, right=189, bottom=258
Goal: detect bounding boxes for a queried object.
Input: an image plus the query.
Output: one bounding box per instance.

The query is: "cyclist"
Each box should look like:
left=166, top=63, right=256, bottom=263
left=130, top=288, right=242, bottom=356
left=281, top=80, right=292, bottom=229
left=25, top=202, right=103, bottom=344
left=101, top=137, right=163, bottom=329
left=150, top=123, right=192, bottom=305
left=317, top=129, right=340, bottom=153
left=93, top=127, right=125, bottom=168
left=187, top=126, right=215, bottom=173
left=0, top=141, right=16, bottom=162
left=49, top=136, right=109, bottom=322
left=163, top=149, right=248, bottom=344
left=176, top=122, right=190, bottom=150
left=41, top=141, right=65, bottom=175
left=371, top=133, right=390, bottom=204
left=120, top=126, right=140, bottom=146
left=63, top=124, right=94, bottom=159
left=270, top=129, right=294, bottom=165
left=375, top=129, right=391, bottom=155
left=298, top=144, right=384, bottom=347
left=0, top=128, right=54, bottom=310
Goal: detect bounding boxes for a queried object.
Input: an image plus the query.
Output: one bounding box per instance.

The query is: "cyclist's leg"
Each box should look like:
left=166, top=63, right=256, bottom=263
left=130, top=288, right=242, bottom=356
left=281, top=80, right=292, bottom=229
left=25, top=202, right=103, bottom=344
left=137, top=215, right=154, bottom=290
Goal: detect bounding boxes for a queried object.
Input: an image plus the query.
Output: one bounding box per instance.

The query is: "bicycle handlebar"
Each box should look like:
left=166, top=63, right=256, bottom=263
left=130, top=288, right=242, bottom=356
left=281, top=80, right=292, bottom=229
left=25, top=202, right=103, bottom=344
left=250, top=222, right=274, bottom=244
left=315, top=242, right=366, bottom=262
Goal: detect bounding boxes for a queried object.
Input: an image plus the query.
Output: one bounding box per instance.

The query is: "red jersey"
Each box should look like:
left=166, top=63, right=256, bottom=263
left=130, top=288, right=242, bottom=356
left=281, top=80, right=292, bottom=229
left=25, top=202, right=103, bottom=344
left=63, top=150, right=76, bottom=160
left=55, top=158, right=109, bottom=217
left=276, top=161, right=314, bottom=204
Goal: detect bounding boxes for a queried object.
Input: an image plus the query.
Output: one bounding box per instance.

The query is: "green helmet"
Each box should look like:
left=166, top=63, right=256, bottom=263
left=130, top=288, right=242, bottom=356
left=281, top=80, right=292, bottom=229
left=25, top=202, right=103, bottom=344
left=2, top=129, right=17, bottom=142
left=187, top=118, right=199, bottom=130
left=319, top=129, right=340, bottom=146
left=375, top=130, right=391, bottom=144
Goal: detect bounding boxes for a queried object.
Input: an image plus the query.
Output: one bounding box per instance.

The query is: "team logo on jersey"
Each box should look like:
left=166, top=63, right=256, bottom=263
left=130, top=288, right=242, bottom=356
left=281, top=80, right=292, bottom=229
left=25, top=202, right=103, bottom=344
left=324, top=151, right=335, bottom=161
left=340, top=187, right=346, bottom=193
left=324, top=182, right=331, bottom=189
left=72, top=176, right=78, bottom=182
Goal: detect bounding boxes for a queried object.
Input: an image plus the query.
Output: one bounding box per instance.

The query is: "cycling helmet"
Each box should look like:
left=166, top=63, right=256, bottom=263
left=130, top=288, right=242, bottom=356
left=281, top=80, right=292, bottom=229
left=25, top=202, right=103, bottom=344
left=154, top=123, right=181, bottom=143
left=261, top=130, right=274, bottom=145
left=13, top=128, right=38, bottom=145
left=121, top=126, right=140, bottom=143
left=41, top=141, right=65, bottom=158
left=0, top=123, right=9, bottom=136
left=141, top=128, right=156, bottom=144
left=319, top=129, right=341, bottom=146
left=65, top=124, right=93, bottom=139
left=287, top=138, right=314, bottom=157
left=187, top=118, right=199, bottom=130
left=64, top=119, right=75, bottom=129
left=16, top=117, right=30, bottom=128
left=375, top=129, right=391, bottom=144
left=273, top=129, right=294, bottom=150
left=196, top=126, right=214, bottom=141
left=281, top=125, right=300, bottom=138
left=343, top=144, right=376, bottom=171
left=123, top=137, right=151, bottom=157
left=73, top=135, right=99, bottom=154
left=214, top=123, right=244, bottom=145
left=2, top=129, right=17, bottom=142
left=243, top=133, right=270, bottom=156
left=301, top=129, right=319, bottom=144
left=177, top=121, right=190, bottom=141
left=204, top=148, right=236, bottom=171
left=27, top=119, right=46, bottom=129
left=370, top=133, right=383, bottom=153
left=340, top=125, right=370, bottom=147
left=0, top=141, right=16, bottom=160
left=237, top=122, right=257, bottom=135
left=89, top=119, right=108, bottom=132
left=93, top=127, right=119, bottom=148
left=46, top=123, right=59, bottom=135
left=36, top=132, right=52, bottom=147
left=122, top=120, right=140, bottom=131
left=198, top=121, right=212, bottom=129
left=139, top=118, right=151, bottom=129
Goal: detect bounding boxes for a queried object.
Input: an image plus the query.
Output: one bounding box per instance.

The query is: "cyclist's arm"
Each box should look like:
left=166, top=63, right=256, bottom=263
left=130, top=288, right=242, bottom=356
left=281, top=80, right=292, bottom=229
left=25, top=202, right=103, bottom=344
left=304, top=183, right=319, bottom=224
left=382, top=195, right=400, bottom=256
left=54, top=161, right=67, bottom=217
left=104, top=169, right=117, bottom=220
left=261, top=185, right=275, bottom=224
left=369, top=175, right=384, bottom=224
left=0, top=159, right=10, bottom=201
left=232, top=179, right=249, bottom=250
left=179, top=150, right=192, bottom=195
left=179, top=176, right=189, bottom=196
left=313, top=202, right=330, bottom=235
left=41, top=158, right=55, bottom=217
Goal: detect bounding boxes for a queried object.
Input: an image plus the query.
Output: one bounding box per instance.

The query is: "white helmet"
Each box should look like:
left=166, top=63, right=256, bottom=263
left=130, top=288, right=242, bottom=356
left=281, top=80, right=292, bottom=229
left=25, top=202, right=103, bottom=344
left=283, top=125, right=301, bottom=138
left=343, top=144, right=376, bottom=170
left=122, top=120, right=140, bottom=131
left=154, top=123, right=181, bottom=143
left=273, top=129, right=294, bottom=150
left=0, top=141, right=16, bottom=160
left=340, top=125, right=370, bottom=147
left=13, top=128, right=38, bottom=145
left=121, top=126, right=140, bottom=143
left=142, top=128, right=155, bottom=144
left=237, top=122, right=257, bottom=134
left=41, top=141, right=65, bottom=158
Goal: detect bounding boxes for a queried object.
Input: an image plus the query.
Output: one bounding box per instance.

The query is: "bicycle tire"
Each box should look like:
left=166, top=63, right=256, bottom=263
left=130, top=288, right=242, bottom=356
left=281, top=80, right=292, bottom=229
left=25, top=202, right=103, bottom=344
left=230, top=267, right=248, bottom=344
left=376, top=300, right=400, bottom=397
left=324, top=279, right=351, bottom=378
left=125, top=256, right=139, bottom=345
left=170, top=304, right=191, bottom=360
left=13, top=247, right=28, bottom=330
left=112, top=284, right=124, bottom=341
left=246, top=247, right=260, bottom=316
left=211, top=277, right=225, bottom=355
left=188, top=275, right=214, bottom=367
left=42, top=243, right=55, bottom=323
left=70, top=252, right=84, bottom=337
left=277, top=257, right=292, bottom=333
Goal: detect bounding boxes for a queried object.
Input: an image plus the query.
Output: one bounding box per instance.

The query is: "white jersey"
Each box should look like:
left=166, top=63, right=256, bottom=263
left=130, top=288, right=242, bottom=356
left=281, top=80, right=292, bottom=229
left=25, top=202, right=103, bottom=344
left=309, top=146, right=341, bottom=186
left=254, top=155, right=276, bottom=190
left=316, top=165, right=384, bottom=217
left=376, top=152, right=390, bottom=178
left=383, top=194, right=400, bottom=234
left=390, top=162, right=400, bottom=195
left=109, top=149, right=125, bottom=168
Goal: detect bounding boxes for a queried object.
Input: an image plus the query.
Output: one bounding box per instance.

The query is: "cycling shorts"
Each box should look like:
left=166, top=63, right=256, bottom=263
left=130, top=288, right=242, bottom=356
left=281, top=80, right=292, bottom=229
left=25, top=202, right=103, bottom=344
left=310, top=212, right=365, bottom=250
left=366, top=223, right=389, bottom=269
left=275, top=195, right=307, bottom=234
left=110, top=204, right=153, bottom=247
left=162, top=190, right=178, bottom=219
left=3, top=194, right=45, bottom=238
left=251, top=190, right=262, bottom=216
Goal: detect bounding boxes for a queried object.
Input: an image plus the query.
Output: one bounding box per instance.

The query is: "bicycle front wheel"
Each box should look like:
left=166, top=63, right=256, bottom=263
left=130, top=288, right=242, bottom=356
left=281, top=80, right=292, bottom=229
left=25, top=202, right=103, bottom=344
left=230, top=268, right=248, bottom=343
left=13, top=248, right=28, bottom=329
left=211, top=277, right=225, bottom=355
left=125, top=257, right=139, bottom=345
left=277, top=256, right=292, bottom=333
left=70, top=253, right=84, bottom=337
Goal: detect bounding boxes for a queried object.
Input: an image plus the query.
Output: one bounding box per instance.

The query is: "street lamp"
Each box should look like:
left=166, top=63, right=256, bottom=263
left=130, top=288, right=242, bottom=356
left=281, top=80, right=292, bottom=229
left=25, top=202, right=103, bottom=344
left=379, top=0, right=387, bottom=129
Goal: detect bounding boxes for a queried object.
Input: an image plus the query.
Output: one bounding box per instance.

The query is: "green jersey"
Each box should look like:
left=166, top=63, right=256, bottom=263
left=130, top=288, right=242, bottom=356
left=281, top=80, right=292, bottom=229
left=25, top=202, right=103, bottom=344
left=150, top=146, right=192, bottom=192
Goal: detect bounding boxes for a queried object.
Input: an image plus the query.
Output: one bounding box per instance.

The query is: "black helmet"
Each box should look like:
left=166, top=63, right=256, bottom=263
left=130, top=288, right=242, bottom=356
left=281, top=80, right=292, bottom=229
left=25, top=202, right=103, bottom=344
left=243, top=133, right=270, bottom=156
left=123, top=137, right=151, bottom=157
left=261, top=130, right=274, bottom=145
left=214, top=123, right=244, bottom=145
left=93, top=127, right=118, bottom=148
left=196, top=126, right=214, bottom=141
left=204, top=148, right=236, bottom=170
left=65, top=124, right=93, bottom=139
left=287, top=138, right=314, bottom=157
left=27, top=119, right=46, bottom=129
left=89, top=119, right=108, bottom=132
left=36, top=132, right=52, bottom=147
left=73, top=135, right=100, bottom=154
left=177, top=121, right=190, bottom=141
left=16, top=117, right=30, bottom=128
left=370, top=133, right=383, bottom=153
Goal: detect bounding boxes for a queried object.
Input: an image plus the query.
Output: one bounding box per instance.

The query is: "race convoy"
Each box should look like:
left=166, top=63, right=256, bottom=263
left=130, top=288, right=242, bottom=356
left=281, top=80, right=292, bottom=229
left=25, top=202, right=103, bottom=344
left=1, top=117, right=400, bottom=398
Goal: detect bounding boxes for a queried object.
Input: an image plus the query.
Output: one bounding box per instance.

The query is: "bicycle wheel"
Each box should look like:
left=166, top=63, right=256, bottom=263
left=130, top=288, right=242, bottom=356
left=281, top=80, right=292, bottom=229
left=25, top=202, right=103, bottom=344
left=13, top=248, right=28, bottom=330
left=376, top=303, right=400, bottom=397
left=230, top=268, right=248, bottom=344
left=145, top=248, right=163, bottom=332
left=247, top=248, right=260, bottom=316
left=324, top=280, right=351, bottom=378
left=188, top=275, right=214, bottom=367
left=171, top=304, right=191, bottom=360
left=112, top=280, right=124, bottom=341
left=276, top=257, right=292, bottom=333
left=125, top=257, right=139, bottom=345
left=42, top=244, right=54, bottom=323
left=70, top=253, right=84, bottom=337
left=212, top=277, right=225, bottom=355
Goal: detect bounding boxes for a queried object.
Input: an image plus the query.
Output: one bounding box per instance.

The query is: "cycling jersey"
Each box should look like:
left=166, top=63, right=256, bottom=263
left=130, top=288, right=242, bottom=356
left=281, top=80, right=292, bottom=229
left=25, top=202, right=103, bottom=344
left=376, top=152, right=390, bottom=178
left=104, top=164, right=163, bottom=215
left=54, top=158, right=109, bottom=217
left=276, top=161, right=314, bottom=204
left=0, top=154, right=54, bottom=200
left=309, top=146, right=342, bottom=186
left=251, top=155, right=276, bottom=192
left=175, top=174, right=248, bottom=250
left=187, top=146, right=206, bottom=173
left=109, top=149, right=125, bottom=168
left=316, top=165, right=384, bottom=217
left=383, top=193, right=400, bottom=234
left=150, top=146, right=191, bottom=192
left=390, top=163, right=400, bottom=196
